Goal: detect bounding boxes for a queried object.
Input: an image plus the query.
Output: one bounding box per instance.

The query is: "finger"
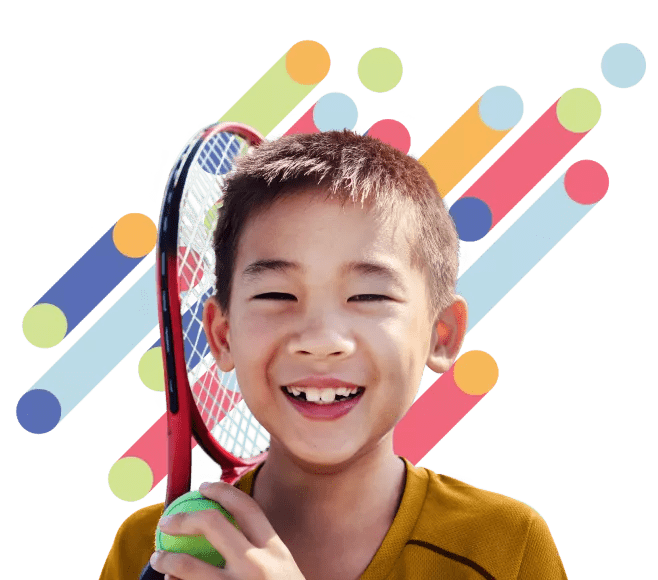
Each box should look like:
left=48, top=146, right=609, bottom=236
left=157, top=504, right=251, bottom=567
left=198, top=481, right=278, bottom=548
left=151, top=550, right=225, bottom=580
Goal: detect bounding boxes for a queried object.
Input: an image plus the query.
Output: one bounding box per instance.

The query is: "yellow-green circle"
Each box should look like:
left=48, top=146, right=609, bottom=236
left=204, top=201, right=223, bottom=231
left=108, top=457, right=154, bottom=502
left=556, top=88, right=601, bottom=133
left=358, top=48, right=403, bottom=93
left=22, top=303, right=68, bottom=348
left=139, top=347, right=165, bottom=392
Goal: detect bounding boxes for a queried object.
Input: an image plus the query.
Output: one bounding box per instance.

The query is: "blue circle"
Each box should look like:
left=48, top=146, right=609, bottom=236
left=16, top=389, right=62, bottom=434
left=313, top=93, right=358, bottom=132
left=602, top=43, right=646, bottom=88
left=197, top=132, right=243, bottom=175
left=478, top=86, right=524, bottom=131
left=449, top=197, right=493, bottom=242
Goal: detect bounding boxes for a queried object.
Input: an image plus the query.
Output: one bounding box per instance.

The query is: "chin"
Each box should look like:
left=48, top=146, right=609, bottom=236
left=286, top=443, right=363, bottom=473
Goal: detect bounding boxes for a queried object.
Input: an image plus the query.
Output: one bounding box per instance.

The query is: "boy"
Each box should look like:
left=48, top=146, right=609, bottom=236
left=100, top=130, right=567, bottom=579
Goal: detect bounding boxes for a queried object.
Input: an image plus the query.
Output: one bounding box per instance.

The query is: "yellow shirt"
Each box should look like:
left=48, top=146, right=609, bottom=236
left=99, top=456, right=567, bottom=579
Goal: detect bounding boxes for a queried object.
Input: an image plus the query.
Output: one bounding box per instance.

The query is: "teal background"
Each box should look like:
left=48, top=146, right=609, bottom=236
left=4, top=2, right=655, bottom=578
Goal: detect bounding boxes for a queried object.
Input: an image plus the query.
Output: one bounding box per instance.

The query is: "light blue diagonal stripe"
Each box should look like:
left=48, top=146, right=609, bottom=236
left=456, top=174, right=596, bottom=332
left=29, top=265, right=157, bottom=419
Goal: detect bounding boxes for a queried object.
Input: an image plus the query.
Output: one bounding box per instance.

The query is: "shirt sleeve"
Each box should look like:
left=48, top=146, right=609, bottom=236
left=517, top=512, right=568, bottom=579
left=98, top=504, right=164, bottom=580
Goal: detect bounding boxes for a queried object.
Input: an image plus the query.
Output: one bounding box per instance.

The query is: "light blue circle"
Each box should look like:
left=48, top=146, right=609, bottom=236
left=478, top=86, right=524, bottom=131
left=313, top=93, right=358, bottom=132
left=601, top=43, right=646, bottom=88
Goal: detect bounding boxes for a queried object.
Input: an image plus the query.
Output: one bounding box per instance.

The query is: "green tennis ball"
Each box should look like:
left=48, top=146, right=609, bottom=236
left=155, top=490, right=239, bottom=568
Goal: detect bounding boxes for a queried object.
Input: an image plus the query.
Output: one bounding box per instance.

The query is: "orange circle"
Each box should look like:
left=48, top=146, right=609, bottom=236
left=113, top=213, right=157, bottom=258
left=286, top=40, right=330, bottom=85
left=453, top=350, right=498, bottom=395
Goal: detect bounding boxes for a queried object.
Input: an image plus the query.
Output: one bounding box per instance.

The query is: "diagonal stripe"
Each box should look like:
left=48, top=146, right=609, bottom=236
left=218, top=55, right=323, bottom=135
left=456, top=173, right=594, bottom=332
left=394, top=170, right=601, bottom=463
left=419, top=96, right=515, bottom=197
left=23, top=44, right=331, bottom=432
left=28, top=265, right=157, bottom=419
left=460, top=99, right=588, bottom=229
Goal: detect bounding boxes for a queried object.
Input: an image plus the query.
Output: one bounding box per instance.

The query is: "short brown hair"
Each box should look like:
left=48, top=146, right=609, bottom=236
left=213, top=130, right=459, bottom=321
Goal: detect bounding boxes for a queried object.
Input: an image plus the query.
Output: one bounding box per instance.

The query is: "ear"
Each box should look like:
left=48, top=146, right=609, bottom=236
left=202, top=296, right=235, bottom=373
left=426, top=295, right=468, bottom=374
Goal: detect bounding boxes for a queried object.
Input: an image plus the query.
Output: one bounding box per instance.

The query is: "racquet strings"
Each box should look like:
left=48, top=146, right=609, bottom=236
left=177, top=129, right=270, bottom=466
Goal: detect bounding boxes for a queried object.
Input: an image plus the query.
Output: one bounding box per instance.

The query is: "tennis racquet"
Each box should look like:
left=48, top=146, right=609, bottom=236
left=140, top=122, right=269, bottom=580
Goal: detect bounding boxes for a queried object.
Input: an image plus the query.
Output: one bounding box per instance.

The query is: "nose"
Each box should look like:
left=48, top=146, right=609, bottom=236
left=286, top=313, right=356, bottom=360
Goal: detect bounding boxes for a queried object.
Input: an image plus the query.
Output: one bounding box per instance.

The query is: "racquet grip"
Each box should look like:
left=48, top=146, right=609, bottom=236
left=139, top=560, right=165, bottom=580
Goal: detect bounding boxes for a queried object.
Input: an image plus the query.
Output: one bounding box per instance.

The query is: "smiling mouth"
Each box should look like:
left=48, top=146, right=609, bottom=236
left=281, top=386, right=365, bottom=405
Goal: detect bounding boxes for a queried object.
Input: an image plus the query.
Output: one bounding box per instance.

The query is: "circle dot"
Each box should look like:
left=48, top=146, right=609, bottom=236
left=564, top=160, right=609, bottom=205
left=366, top=120, right=411, bottom=153
left=138, top=347, right=165, bottom=392
left=108, top=457, right=154, bottom=501
left=602, top=43, right=646, bottom=88
left=479, top=86, right=524, bottom=131
left=113, top=213, right=157, bottom=258
left=358, top=48, right=403, bottom=93
left=453, top=351, right=499, bottom=395
left=23, top=303, right=68, bottom=348
left=313, top=93, right=358, bottom=132
left=556, top=89, right=601, bottom=133
left=16, top=389, right=62, bottom=433
left=204, top=200, right=223, bottom=231
left=449, top=197, right=493, bottom=242
left=286, top=41, right=330, bottom=85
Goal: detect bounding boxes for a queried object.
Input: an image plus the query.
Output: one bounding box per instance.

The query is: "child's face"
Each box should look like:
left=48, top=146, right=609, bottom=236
left=204, top=188, right=466, bottom=468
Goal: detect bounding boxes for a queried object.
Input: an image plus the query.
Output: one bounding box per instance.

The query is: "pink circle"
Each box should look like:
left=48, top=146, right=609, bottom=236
left=564, top=160, right=609, bottom=205
left=366, top=119, right=411, bottom=154
left=178, top=247, right=204, bottom=292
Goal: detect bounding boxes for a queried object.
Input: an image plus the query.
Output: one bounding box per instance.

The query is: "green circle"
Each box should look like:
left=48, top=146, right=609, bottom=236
left=358, top=48, right=403, bottom=93
left=156, top=491, right=239, bottom=568
left=139, top=347, right=165, bottom=392
left=556, top=88, right=601, bottom=133
left=22, top=303, right=68, bottom=348
left=108, top=457, right=154, bottom=502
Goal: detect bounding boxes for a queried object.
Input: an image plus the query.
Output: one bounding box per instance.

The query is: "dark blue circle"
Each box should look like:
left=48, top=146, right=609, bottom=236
left=197, top=133, right=243, bottom=175
left=16, top=389, right=61, bottom=434
left=449, top=197, right=493, bottom=242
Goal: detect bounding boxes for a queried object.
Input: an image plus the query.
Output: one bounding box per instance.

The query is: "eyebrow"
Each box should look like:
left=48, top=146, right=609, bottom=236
left=241, top=258, right=406, bottom=289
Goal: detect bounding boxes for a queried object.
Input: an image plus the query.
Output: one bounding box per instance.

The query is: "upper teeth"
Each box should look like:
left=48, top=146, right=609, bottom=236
left=284, top=386, right=360, bottom=402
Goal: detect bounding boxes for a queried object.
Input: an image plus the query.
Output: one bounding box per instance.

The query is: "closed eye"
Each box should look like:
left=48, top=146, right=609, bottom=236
left=253, top=293, right=295, bottom=300
left=349, top=294, right=390, bottom=302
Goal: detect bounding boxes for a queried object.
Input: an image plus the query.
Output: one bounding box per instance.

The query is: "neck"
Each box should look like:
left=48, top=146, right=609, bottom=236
left=251, top=441, right=407, bottom=540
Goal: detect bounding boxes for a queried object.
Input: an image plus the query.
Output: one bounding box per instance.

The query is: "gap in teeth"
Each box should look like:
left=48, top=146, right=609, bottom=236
left=284, top=386, right=361, bottom=403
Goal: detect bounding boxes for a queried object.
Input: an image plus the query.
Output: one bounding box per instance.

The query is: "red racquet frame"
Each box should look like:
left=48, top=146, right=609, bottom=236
left=155, top=122, right=268, bottom=508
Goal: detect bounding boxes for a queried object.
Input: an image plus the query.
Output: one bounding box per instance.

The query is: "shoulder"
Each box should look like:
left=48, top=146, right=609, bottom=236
left=410, top=467, right=566, bottom=577
left=421, top=469, right=545, bottom=547
left=99, top=503, right=165, bottom=580
left=113, top=502, right=165, bottom=547
left=424, top=470, right=538, bottom=533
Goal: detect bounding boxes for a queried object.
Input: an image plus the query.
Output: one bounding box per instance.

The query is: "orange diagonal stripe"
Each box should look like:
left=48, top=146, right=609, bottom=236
left=419, top=99, right=512, bottom=197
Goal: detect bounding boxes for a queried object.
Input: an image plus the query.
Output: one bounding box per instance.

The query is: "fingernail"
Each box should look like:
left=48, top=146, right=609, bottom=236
left=159, top=515, right=173, bottom=527
left=199, top=482, right=210, bottom=491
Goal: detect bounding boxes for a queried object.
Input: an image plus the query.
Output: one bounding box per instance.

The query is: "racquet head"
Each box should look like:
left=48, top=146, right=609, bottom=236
left=156, top=122, right=270, bottom=509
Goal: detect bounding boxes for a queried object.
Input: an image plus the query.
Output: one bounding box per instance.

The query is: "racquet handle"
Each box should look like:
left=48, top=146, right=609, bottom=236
left=139, top=560, right=164, bottom=580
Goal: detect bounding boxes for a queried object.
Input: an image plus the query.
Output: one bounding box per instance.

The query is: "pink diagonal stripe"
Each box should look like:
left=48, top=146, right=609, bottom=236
left=393, top=367, right=487, bottom=464
left=463, top=100, right=588, bottom=227
left=285, top=105, right=319, bottom=135
left=121, top=413, right=173, bottom=488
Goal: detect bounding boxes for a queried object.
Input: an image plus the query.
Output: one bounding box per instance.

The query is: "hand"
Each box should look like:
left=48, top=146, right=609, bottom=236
left=149, top=481, right=306, bottom=580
